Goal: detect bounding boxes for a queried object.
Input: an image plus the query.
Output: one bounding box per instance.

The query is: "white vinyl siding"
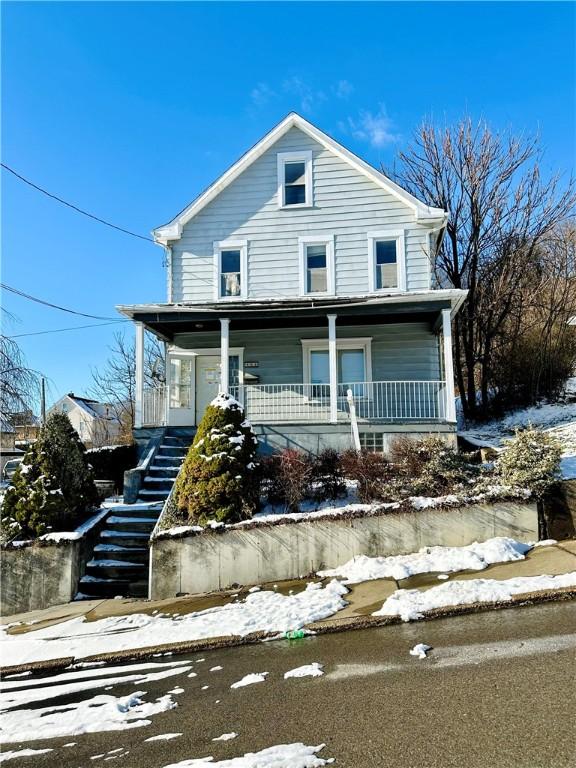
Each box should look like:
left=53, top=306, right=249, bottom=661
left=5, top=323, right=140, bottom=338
left=172, top=127, right=433, bottom=302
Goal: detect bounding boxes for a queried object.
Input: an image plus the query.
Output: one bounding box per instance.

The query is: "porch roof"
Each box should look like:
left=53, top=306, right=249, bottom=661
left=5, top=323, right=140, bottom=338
left=117, top=289, right=467, bottom=342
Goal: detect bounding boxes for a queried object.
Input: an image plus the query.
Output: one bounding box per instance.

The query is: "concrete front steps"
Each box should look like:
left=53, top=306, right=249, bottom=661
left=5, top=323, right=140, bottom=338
left=77, top=430, right=193, bottom=599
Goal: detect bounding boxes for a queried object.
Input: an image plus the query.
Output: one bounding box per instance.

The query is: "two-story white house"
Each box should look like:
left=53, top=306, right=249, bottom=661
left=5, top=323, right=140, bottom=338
left=118, top=113, right=467, bottom=453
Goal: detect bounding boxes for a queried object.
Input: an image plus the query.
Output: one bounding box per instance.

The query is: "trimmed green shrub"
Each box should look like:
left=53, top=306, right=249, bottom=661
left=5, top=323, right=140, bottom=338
left=1, top=413, right=98, bottom=538
left=86, top=443, right=137, bottom=491
left=174, top=393, right=259, bottom=525
left=495, top=426, right=563, bottom=500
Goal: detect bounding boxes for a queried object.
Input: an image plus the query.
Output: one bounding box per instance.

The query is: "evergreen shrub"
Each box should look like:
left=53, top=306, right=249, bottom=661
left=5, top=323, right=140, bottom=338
left=174, top=393, right=259, bottom=525
left=2, top=413, right=98, bottom=538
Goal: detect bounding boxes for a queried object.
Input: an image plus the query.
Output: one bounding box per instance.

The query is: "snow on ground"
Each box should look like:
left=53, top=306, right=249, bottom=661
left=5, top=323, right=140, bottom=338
left=160, top=743, right=333, bottom=767
left=230, top=673, right=268, bottom=689
left=284, top=663, right=324, bottom=679
left=0, top=582, right=348, bottom=667
left=318, top=537, right=531, bottom=584
left=145, top=733, right=183, bottom=742
left=459, top=400, right=576, bottom=479
left=212, top=733, right=238, bottom=741
left=0, top=690, right=177, bottom=744
left=374, top=571, right=576, bottom=622
left=409, top=643, right=432, bottom=659
left=0, top=748, right=54, bottom=763
left=0, top=665, right=191, bottom=710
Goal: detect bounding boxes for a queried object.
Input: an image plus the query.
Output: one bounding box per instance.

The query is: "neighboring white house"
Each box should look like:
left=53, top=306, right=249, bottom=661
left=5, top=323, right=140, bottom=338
left=118, top=112, right=468, bottom=453
left=48, top=393, right=122, bottom=448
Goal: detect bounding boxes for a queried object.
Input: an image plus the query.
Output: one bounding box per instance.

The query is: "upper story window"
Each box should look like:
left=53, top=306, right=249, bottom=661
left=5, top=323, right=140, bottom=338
left=277, top=151, right=313, bottom=208
left=298, top=235, right=335, bottom=296
left=367, top=230, right=406, bottom=293
left=214, top=240, right=248, bottom=300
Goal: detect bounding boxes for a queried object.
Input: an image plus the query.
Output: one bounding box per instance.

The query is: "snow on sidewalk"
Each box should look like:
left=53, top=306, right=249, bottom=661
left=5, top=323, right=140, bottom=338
left=0, top=581, right=348, bottom=667
left=374, top=571, right=576, bottom=621
left=318, top=537, right=532, bottom=583
left=160, top=743, right=333, bottom=767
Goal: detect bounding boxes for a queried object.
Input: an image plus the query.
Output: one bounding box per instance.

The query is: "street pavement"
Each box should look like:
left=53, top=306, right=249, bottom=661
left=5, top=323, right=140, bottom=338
left=2, top=601, right=575, bottom=767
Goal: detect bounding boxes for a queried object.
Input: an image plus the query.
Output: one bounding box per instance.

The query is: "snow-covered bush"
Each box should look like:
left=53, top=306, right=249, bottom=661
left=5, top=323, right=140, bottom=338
left=1, top=413, right=98, bottom=538
left=174, top=393, right=259, bottom=525
left=384, top=436, right=481, bottom=499
left=495, top=426, right=562, bottom=499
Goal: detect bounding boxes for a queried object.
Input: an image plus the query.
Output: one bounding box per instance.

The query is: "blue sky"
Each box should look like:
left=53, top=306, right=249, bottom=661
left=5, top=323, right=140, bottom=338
left=2, top=1, right=575, bottom=409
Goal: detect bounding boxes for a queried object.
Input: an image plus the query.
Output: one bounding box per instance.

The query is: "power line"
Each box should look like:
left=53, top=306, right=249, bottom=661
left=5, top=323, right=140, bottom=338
left=1, top=163, right=155, bottom=243
left=1, top=283, right=121, bottom=321
left=8, top=320, right=128, bottom=338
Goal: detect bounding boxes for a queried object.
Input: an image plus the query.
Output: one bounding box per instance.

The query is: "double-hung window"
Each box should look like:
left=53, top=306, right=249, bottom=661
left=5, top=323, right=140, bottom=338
left=302, top=338, right=372, bottom=397
left=299, top=236, right=335, bottom=296
left=367, top=230, right=406, bottom=293
left=277, top=151, right=313, bottom=208
left=214, top=240, right=248, bottom=300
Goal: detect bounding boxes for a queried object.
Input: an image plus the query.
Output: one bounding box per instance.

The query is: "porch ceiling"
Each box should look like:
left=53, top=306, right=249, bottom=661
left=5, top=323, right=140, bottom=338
left=118, top=296, right=456, bottom=342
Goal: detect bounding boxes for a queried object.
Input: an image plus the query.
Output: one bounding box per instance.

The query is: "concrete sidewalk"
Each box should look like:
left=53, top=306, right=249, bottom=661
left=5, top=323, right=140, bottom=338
left=4, top=540, right=576, bottom=631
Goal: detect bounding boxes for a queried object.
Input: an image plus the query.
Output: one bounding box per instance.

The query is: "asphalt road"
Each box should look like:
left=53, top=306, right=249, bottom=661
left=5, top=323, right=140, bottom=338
left=3, top=602, right=576, bottom=768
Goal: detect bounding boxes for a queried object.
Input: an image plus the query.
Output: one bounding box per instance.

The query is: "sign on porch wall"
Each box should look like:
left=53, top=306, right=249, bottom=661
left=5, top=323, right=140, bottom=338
left=245, top=361, right=259, bottom=368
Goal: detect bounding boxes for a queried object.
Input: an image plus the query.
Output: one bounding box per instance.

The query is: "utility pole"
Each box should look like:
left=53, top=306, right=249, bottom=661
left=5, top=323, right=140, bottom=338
left=41, top=377, right=46, bottom=424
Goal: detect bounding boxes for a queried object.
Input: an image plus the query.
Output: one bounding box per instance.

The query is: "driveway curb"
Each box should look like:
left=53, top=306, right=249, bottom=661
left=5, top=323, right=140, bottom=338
left=2, top=586, right=575, bottom=677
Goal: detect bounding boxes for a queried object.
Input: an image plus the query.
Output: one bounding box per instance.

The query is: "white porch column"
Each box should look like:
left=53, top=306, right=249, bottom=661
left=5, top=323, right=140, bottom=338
left=327, top=314, right=338, bottom=423
left=163, top=342, right=169, bottom=426
left=442, top=308, right=457, bottom=423
left=220, top=317, right=230, bottom=393
left=134, top=322, right=145, bottom=429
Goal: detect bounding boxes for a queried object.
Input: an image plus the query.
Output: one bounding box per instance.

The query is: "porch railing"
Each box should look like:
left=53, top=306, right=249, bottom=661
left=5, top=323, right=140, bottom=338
left=231, top=383, right=332, bottom=423
left=230, top=380, right=447, bottom=424
left=142, top=385, right=167, bottom=427
left=141, top=380, right=448, bottom=427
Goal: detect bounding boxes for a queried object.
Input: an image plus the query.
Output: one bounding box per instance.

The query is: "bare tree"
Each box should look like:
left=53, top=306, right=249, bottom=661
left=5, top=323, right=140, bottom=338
left=90, top=331, right=165, bottom=439
left=0, top=331, right=40, bottom=423
left=392, top=119, right=575, bottom=419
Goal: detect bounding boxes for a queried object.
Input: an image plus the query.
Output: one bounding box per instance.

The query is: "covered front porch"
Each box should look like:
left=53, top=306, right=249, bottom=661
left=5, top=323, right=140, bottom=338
left=119, top=294, right=461, bottom=432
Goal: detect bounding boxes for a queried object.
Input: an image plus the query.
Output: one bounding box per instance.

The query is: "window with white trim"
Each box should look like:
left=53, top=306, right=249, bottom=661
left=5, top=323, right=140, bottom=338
left=277, top=151, right=313, bottom=208
left=298, top=236, right=335, bottom=295
left=214, top=241, right=247, bottom=300
left=367, top=231, right=406, bottom=293
left=302, top=338, right=372, bottom=387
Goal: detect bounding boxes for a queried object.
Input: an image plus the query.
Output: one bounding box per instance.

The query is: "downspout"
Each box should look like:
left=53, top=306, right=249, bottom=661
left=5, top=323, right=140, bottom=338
left=165, top=244, right=173, bottom=303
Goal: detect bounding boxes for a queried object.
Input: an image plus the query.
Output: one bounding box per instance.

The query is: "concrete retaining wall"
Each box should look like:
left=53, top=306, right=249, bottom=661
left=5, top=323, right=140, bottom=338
left=0, top=542, right=83, bottom=616
left=0, top=514, right=107, bottom=617
left=150, top=500, right=538, bottom=599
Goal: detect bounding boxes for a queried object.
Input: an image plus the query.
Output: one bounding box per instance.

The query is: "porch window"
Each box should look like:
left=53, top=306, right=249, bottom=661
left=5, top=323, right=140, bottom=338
left=308, top=346, right=367, bottom=384
left=214, top=240, right=248, bottom=300
left=277, top=151, right=313, bottom=208
left=367, top=230, right=406, bottom=293
left=299, top=236, right=335, bottom=295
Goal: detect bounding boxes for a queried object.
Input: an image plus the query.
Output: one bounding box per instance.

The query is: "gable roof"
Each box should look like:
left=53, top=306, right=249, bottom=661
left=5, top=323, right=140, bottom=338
left=48, top=394, right=120, bottom=422
left=153, top=113, right=447, bottom=245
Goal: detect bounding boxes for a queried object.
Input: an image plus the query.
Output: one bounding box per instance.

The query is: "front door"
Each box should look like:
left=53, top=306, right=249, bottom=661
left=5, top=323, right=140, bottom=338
left=168, top=356, right=194, bottom=427
left=195, top=356, right=221, bottom=424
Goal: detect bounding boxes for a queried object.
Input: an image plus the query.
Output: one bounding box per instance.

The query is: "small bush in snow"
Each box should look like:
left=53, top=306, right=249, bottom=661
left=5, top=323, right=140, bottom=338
left=174, top=394, right=259, bottom=525
left=495, top=426, right=562, bottom=499
left=1, top=413, right=98, bottom=538
left=261, top=449, right=313, bottom=513
left=339, top=449, right=391, bottom=503
left=310, top=449, right=347, bottom=501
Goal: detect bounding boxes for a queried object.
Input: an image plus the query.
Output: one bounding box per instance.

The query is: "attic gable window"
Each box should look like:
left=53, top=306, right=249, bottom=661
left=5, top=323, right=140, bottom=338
left=367, top=230, right=406, bottom=293
left=277, top=150, right=313, bottom=208
left=214, top=240, right=248, bottom=301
